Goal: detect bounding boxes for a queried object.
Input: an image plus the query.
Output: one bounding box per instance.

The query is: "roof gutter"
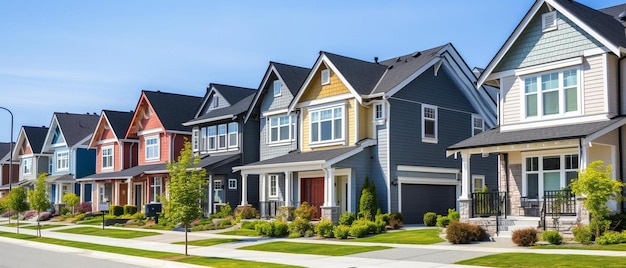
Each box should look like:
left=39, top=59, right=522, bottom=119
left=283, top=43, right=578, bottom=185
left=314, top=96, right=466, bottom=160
left=182, top=114, right=235, bottom=126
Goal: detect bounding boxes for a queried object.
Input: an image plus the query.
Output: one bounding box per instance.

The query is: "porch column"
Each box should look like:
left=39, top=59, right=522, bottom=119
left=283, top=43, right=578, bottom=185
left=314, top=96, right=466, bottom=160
left=459, top=153, right=472, bottom=221
left=284, top=171, right=291, bottom=207
left=328, top=168, right=335, bottom=206
left=240, top=172, right=248, bottom=206
left=322, top=168, right=338, bottom=223
left=208, top=175, right=213, bottom=214
left=126, top=179, right=132, bottom=206
left=114, top=181, right=120, bottom=206
left=259, top=173, right=266, bottom=218
left=80, top=183, right=86, bottom=203
left=56, top=183, right=61, bottom=204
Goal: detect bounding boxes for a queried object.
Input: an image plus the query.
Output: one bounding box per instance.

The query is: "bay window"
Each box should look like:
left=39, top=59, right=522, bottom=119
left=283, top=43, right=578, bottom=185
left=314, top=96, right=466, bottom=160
left=523, top=68, right=579, bottom=118
left=310, top=105, right=344, bottom=144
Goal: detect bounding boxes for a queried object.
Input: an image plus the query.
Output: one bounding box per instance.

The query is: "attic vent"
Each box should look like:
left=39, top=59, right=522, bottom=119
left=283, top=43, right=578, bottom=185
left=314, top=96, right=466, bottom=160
left=542, top=11, right=557, bottom=32
left=412, top=51, right=421, bottom=58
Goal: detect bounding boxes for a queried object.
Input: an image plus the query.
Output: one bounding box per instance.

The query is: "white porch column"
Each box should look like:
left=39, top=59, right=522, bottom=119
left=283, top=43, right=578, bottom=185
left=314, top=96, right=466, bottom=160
left=56, top=183, right=61, bottom=204
left=114, top=181, right=120, bottom=206
left=460, top=153, right=472, bottom=199
left=240, top=173, right=248, bottom=206
left=208, top=175, right=213, bottom=214
left=80, top=183, right=86, bottom=203
left=260, top=174, right=266, bottom=203
left=126, top=180, right=132, bottom=206
left=324, top=168, right=335, bottom=206
left=580, top=143, right=589, bottom=168
left=284, top=172, right=291, bottom=207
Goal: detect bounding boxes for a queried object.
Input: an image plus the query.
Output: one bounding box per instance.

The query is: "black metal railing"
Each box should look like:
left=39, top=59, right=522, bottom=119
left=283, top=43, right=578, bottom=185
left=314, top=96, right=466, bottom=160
left=259, top=201, right=285, bottom=219
left=542, top=190, right=576, bottom=216
left=472, top=191, right=507, bottom=217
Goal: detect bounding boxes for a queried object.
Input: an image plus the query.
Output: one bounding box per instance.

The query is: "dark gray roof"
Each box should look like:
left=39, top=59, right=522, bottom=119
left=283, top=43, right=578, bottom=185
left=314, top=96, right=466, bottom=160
left=23, top=126, right=48, bottom=153
left=0, top=142, right=14, bottom=160
left=322, top=52, right=388, bottom=95
left=102, top=110, right=134, bottom=139
left=560, top=0, right=626, bottom=48
left=272, top=62, right=310, bottom=95
left=0, top=179, right=32, bottom=190
left=186, top=93, right=255, bottom=125
left=211, top=84, right=257, bottom=105
left=46, top=174, right=75, bottom=182
left=246, top=146, right=358, bottom=166
left=78, top=163, right=166, bottom=180
left=448, top=117, right=626, bottom=150
left=55, top=112, right=100, bottom=147
left=143, top=90, right=203, bottom=132
left=198, top=153, right=240, bottom=169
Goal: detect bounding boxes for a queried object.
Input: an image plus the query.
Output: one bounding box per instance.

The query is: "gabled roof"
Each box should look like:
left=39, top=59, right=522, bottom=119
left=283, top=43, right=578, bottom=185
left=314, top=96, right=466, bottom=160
left=50, top=112, right=100, bottom=148
left=185, top=89, right=255, bottom=126
left=322, top=52, right=388, bottom=95
left=211, top=84, right=257, bottom=105
left=0, top=142, right=14, bottom=163
left=22, top=126, right=48, bottom=154
left=138, top=90, right=203, bottom=132
left=477, top=0, right=626, bottom=87
left=103, top=110, right=135, bottom=139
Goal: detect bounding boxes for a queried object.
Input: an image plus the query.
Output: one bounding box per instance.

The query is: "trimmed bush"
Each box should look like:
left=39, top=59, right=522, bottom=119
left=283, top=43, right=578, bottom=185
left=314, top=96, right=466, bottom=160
left=255, top=221, right=287, bottom=237
left=423, top=212, right=437, bottom=226
left=596, top=231, right=626, bottom=245
left=72, top=213, right=87, bottom=222
left=294, top=202, right=316, bottom=221
left=234, top=205, right=259, bottom=220
left=123, top=205, right=138, bottom=215
left=109, top=205, right=124, bottom=216
left=436, top=215, right=450, bottom=227
left=388, top=212, right=403, bottom=229
left=77, top=202, right=92, bottom=214
left=572, top=224, right=593, bottom=245
left=359, top=176, right=378, bottom=221
left=349, top=221, right=370, bottom=238
left=220, top=203, right=233, bottom=217
left=273, top=221, right=288, bottom=237
left=447, top=208, right=460, bottom=222
left=339, top=212, right=356, bottom=226
left=315, top=218, right=335, bottom=238
left=542, top=230, right=563, bottom=245
left=23, top=210, right=38, bottom=220
left=241, top=220, right=261, bottom=230
left=334, top=225, right=351, bottom=239
left=512, top=227, right=537, bottom=247
left=288, top=218, right=313, bottom=237
left=445, top=221, right=487, bottom=244
left=38, top=211, right=52, bottom=221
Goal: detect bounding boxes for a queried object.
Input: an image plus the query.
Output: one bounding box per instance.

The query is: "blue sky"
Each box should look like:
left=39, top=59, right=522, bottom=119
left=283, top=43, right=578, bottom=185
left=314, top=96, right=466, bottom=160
left=0, top=0, right=624, bottom=142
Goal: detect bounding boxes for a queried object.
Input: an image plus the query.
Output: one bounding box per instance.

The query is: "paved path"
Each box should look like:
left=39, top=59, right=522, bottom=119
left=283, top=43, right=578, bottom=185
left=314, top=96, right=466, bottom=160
left=3, top=218, right=626, bottom=267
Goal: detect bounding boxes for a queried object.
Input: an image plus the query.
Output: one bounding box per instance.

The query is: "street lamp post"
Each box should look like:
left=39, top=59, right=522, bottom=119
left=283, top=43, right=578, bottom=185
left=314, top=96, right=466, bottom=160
left=0, top=107, right=13, bottom=192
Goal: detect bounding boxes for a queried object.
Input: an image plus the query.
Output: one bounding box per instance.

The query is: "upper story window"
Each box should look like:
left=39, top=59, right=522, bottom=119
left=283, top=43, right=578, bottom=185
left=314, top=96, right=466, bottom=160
left=22, top=158, right=32, bottom=175
left=228, top=122, right=238, bottom=148
left=145, top=135, right=160, bottom=161
left=422, top=104, right=438, bottom=143
left=56, top=150, right=69, bottom=171
left=102, top=146, right=114, bottom=170
left=269, top=115, right=294, bottom=144
left=472, top=114, right=484, bottom=136
left=310, top=105, right=344, bottom=144
left=542, top=11, right=557, bottom=32
left=218, top=124, right=227, bottom=149
left=207, top=126, right=216, bottom=151
left=198, top=123, right=238, bottom=153
left=374, top=103, right=384, bottom=120
left=321, top=69, right=330, bottom=85
left=523, top=68, right=578, bottom=119
left=213, top=96, right=219, bottom=108
left=273, top=80, right=282, bottom=97
left=192, top=128, right=199, bottom=152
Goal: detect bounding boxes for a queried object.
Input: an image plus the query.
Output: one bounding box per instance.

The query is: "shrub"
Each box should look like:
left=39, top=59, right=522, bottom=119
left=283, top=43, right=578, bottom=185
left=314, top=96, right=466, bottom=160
left=375, top=217, right=387, bottom=233
left=468, top=223, right=488, bottom=241
left=294, top=202, right=316, bottom=221
left=77, top=202, right=92, bottom=214
left=38, top=211, right=52, bottom=221
left=241, top=220, right=261, bottom=230
left=288, top=218, right=312, bottom=237
left=255, top=221, right=273, bottom=236
left=596, top=231, right=626, bottom=245
left=273, top=221, right=288, bottom=237
left=447, top=208, right=460, bottom=222
left=436, top=215, right=450, bottom=227
left=109, top=205, right=124, bottom=216
left=234, top=205, right=259, bottom=220
left=315, top=218, right=335, bottom=238
left=542, top=230, right=563, bottom=245
left=23, top=210, right=38, bottom=220
left=1, top=210, right=14, bottom=218
left=423, top=212, right=437, bottom=226
left=572, top=224, right=593, bottom=245
left=512, top=227, right=537, bottom=247
left=445, top=221, right=487, bottom=244
left=590, top=219, right=611, bottom=238
left=388, top=212, right=403, bottom=229
left=123, top=205, right=138, bottom=215
left=220, top=203, right=233, bottom=217
left=339, top=212, right=356, bottom=226
left=73, top=213, right=87, bottom=222
left=130, top=212, right=145, bottom=220
left=60, top=207, right=70, bottom=216
left=349, top=221, right=370, bottom=238
left=359, top=177, right=378, bottom=221
left=334, top=225, right=351, bottom=239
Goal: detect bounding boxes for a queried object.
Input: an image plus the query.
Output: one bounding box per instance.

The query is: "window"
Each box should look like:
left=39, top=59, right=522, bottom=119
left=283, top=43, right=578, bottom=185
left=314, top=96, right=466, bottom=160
left=523, top=69, right=578, bottom=118
left=422, top=104, right=438, bottom=141
left=102, top=146, right=114, bottom=170
left=207, top=126, right=216, bottom=151
left=22, top=158, right=32, bottom=175
left=321, top=69, right=330, bottom=85
left=192, top=128, right=199, bottom=152
left=374, top=103, right=384, bottom=120
left=56, top=151, right=69, bottom=171
left=542, top=11, right=557, bottom=32
left=310, top=105, right=344, bottom=144
left=269, top=175, right=278, bottom=197
left=151, top=177, right=162, bottom=203
left=269, top=115, right=293, bottom=143
left=273, top=80, right=281, bottom=97
left=213, top=96, right=219, bottom=108
left=218, top=124, right=227, bottom=149
left=472, top=175, right=485, bottom=192
left=524, top=153, right=578, bottom=199
left=228, top=122, right=238, bottom=148
left=145, top=135, right=159, bottom=161
left=228, top=178, right=237, bottom=189
left=472, top=114, right=484, bottom=136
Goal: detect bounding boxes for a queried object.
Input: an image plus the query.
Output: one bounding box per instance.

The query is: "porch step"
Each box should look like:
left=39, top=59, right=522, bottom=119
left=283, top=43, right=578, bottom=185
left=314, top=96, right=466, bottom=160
left=496, top=217, right=540, bottom=237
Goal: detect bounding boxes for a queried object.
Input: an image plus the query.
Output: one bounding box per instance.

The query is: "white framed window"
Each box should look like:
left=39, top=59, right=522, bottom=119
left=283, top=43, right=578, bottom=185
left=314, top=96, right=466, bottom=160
left=472, top=114, right=484, bottom=136
left=151, top=177, right=162, bottom=203
left=310, top=104, right=344, bottom=144
left=542, top=11, right=557, bottom=32
left=268, top=115, right=293, bottom=143
left=228, top=122, right=238, bottom=148
left=192, top=128, right=199, bottom=152
left=207, top=126, right=216, bottom=151
left=374, top=103, right=384, bottom=120
left=22, top=158, right=32, bottom=175
left=273, top=80, right=282, bottom=97
left=523, top=68, right=579, bottom=119
left=321, top=69, right=330, bottom=85
left=101, top=146, right=114, bottom=170
left=213, top=96, right=219, bottom=108
left=56, top=150, right=69, bottom=171
left=145, top=135, right=160, bottom=161
left=269, top=175, right=278, bottom=197
left=228, top=178, right=237, bottom=189
left=472, top=175, right=485, bottom=192
left=218, top=124, right=227, bottom=149
left=421, top=104, right=438, bottom=142
left=523, top=152, right=578, bottom=200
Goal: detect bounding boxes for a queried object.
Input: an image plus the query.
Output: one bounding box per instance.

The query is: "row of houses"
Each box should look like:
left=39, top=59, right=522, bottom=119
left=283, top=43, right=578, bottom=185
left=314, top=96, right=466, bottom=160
left=1, top=0, right=626, bottom=225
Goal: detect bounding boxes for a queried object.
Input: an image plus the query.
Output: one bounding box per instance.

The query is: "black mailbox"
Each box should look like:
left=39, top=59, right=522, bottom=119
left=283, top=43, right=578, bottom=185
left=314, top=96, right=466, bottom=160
left=145, top=203, right=162, bottom=217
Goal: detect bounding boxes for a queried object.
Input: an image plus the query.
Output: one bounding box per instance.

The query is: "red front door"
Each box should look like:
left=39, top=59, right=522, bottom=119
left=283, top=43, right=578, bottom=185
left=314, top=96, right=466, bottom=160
left=301, top=177, right=324, bottom=220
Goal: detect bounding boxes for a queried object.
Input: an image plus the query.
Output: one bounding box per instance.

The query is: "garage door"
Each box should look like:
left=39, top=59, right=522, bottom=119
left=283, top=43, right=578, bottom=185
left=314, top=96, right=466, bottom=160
left=401, top=184, right=456, bottom=224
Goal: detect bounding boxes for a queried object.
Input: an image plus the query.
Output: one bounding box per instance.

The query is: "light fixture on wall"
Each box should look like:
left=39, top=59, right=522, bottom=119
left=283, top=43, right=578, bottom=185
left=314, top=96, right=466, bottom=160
left=391, top=179, right=398, bottom=186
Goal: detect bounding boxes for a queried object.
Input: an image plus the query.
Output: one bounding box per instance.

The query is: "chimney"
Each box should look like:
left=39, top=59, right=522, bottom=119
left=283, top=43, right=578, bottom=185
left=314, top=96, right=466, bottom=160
left=374, top=57, right=379, bottom=64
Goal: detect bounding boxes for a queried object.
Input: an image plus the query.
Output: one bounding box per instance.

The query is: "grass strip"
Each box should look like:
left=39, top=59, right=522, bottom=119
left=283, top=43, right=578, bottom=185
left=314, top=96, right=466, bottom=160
left=172, top=238, right=239, bottom=246
left=535, top=243, right=626, bottom=251
left=0, top=231, right=301, bottom=268
left=54, top=226, right=160, bottom=238
left=457, top=252, right=626, bottom=267
left=240, top=241, right=390, bottom=256
left=219, top=228, right=258, bottom=236
left=346, top=228, right=444, bottom=244
left=1, top=223, right=32, bottom=227
left=22, top=224, right=64, bottom=230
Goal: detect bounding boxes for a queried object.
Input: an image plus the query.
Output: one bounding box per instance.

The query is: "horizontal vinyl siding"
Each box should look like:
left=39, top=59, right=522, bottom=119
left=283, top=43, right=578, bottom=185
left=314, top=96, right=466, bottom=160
left=501, top=76, right=520, bottom=125
left=584, top=54, right=606, bottom=115
left=333, top=147, right=385, bottom=213
left=608, top=54, right=618, bottom=116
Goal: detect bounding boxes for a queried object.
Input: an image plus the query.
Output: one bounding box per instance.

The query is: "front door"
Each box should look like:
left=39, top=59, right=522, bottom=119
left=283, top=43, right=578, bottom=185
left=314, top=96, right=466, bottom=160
left=134, top=184, right=143, bottom=209
left=336, top=175, right=348, bottom=214
left=119, top=183, right=128, bottom=206
left=301, top=177, right=324, bottom=220
left=213, top=177, right=225, bottom=204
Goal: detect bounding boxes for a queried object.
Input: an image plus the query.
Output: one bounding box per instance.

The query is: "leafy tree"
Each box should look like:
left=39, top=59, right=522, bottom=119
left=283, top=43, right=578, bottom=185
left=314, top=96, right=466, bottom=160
left=166, top=140, right=207, bottom=255
left=29, top=173, right=51, bottom=237
left=359, top=176, right=378, bottom=221
left=62, top=193, right=80, bottom=215
left=570, top=160, right=624, bottom=238
left=6, top=187, right=29, bottom=234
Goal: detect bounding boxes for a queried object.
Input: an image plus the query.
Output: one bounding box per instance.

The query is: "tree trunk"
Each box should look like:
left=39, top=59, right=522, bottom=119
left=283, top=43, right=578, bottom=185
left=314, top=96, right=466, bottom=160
left=185, top=224, right=188, bottom=256
left=37, top=210, right=41, bottom=237
left=16, top=213, right=20, bottom=235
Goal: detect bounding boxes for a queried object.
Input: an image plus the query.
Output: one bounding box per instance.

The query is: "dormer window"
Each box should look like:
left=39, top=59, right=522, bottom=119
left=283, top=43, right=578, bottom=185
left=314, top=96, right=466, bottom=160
left=213, top=96, right=219, bottom=108
left=273, top=80, right=282, bottom=97
left=321, top=69, right=330, bottom=85
left=542, top=11, right=557, bottom=32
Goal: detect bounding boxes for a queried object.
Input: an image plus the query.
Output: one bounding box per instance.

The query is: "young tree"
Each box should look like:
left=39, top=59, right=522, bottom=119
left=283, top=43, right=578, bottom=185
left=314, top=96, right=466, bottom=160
left=62, top=192, right=79, bottom=215
left=29, top=173, right=51, bottom=237
left=570, top=160, right=624, bottom=238
left=6, top=187, right=29, bottom=234
left=166, top=140, right=207, bottom=255
left=359, top=176, right=378, bottom=221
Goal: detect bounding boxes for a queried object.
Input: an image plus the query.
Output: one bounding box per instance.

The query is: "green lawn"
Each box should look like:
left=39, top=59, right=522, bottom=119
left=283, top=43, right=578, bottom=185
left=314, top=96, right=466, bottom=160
left=173, top=238, right=239, bottom=246
left=77, top=218, right=105, bottom=225
left=219, top=228, right=258, bottom=236
left=54, top=226, right=161, bottom=239
left=457, top=253, right=626, bottom=267
left=22, top=224, right=63, bottom=230
left=0, top=231, right=301, bottom=268
left=1, top=223, right=32, bottom=227
left=240, top=241, right=390, bottom=256
left=348, top=228, right=444, bottom=244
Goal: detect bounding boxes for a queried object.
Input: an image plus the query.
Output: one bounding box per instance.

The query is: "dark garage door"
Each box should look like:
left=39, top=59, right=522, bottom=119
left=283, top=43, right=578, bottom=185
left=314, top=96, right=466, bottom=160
left=401, top=184, right=456, bottom=224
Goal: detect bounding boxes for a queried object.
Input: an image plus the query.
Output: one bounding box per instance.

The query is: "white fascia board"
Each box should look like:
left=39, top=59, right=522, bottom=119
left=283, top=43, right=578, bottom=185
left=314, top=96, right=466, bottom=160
left=245, top=65, right=278, bottom=123
left=323, top=140, right=376, bottom=168
left=41, top=115, right=60, bottom=153
left=263, top=108, right=289, bottom=117
left=514, top=56, right=583, bottom=76
left=166, top=130, right=192, bottom=135
left=233, top=160, right=325, bottom=174
left=182, top=115, right=234, bottom=126
left=194, top=86, right=216, bottom=119
left=11, top=128, right=27, bottom=159
left=583, top=117, right=626, bottom=144
left=137, top=128, right=164, bottom=136
left=384, top=57, right=441, bottom=98
left=397, top=165, right=459, bottom=174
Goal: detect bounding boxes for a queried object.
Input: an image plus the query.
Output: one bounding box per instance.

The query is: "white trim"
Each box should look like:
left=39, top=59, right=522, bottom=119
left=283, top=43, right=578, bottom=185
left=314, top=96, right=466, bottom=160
left=354, top=99, right=359, bottom=146
left=101, top=145, right=114, bottom=171
left=56, top=150, right=70, bottom=171
left=144, top=135, right=160, bottom=162
left=583, top=117, right=626, bottom=144
left=583, top=47, right=611, bottom=57
left=384, top=57, right=441, bottom=97
left=269, top=174, right=279, bottom=197
left=262, top=108, right=289, bottom=117
left=472, top=175, right=485, bottom=192
left=137, top=128, right=163, bottom=136
left=447, top=139, right=579, bottom=156
left=397, top=165, right=460, bottom=174
left=521, top=149, right=579, bottom=199
left=514, top=57, right=582, bottom=76
left=295, top=93, right=353, bottom=108
left=308, top=102, right=346, bottom=146
left=182, top=115, right=234, bottom=126
left=398, top=177, right=459, bottom=186
left=501, top=114, right=610, bottom=132
left=321, top=69, right=330, bottom=85
left=228, top=178, right=237, bottom=190
left=96, top=138, right=117, bottom=145
left=603, top=53, right=609, bottom=114
left=519, top=66, right=582, bottom=121
left=541, top=11, right=557, bottom=32
left=267, top=114, right=295, bottom=144
left=324, top=139, right=376, bottom=168
left=273, top=80, right=282, bottom=97
left=471, top=114, right=484, bottom=136
left=386, top=98, right=391, bottom=213
left=421, top=104, right=438, bottom=142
